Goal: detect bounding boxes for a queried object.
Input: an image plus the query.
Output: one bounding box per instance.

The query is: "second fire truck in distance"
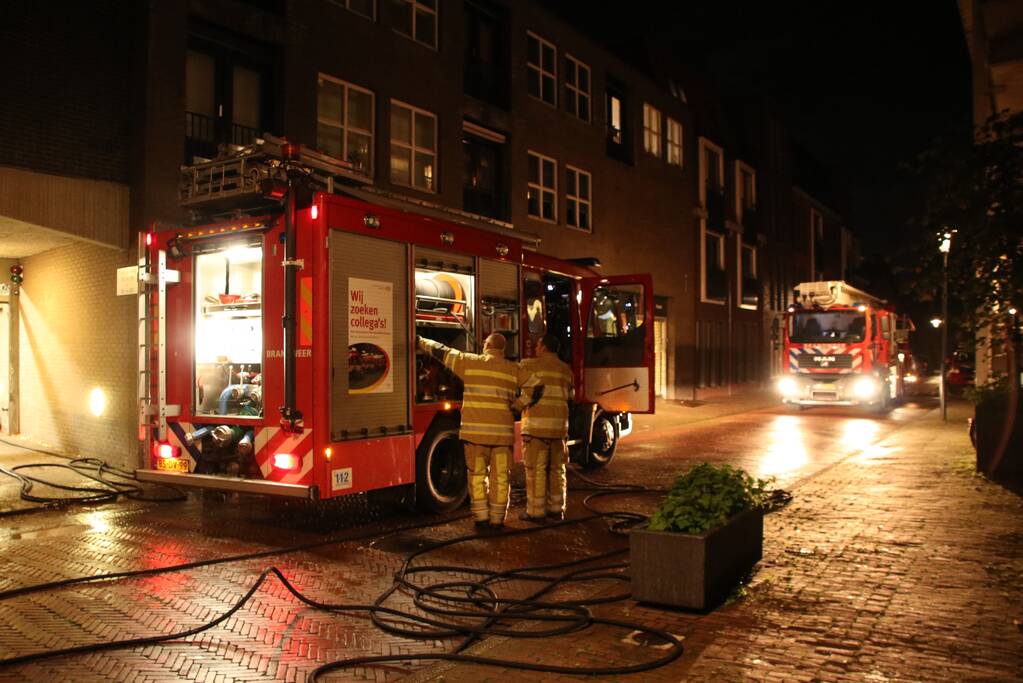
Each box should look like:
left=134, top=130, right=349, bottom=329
left=777, top=280, right=912, bottom=412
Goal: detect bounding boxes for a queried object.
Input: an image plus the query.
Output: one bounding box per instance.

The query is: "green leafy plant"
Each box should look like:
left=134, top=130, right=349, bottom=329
left=648, top=464, right=773, bottom=535
left=965, top=376, right=1010, bottom=407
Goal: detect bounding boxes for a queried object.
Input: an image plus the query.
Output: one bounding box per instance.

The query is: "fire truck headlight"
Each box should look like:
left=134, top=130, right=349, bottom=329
left=777, top=377, right=798, bottom=397
left=853, top=377, right=880, bottom=399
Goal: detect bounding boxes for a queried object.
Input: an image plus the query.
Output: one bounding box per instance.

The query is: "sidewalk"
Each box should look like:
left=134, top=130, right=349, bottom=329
left=405, top=400, right=1023, bottom=681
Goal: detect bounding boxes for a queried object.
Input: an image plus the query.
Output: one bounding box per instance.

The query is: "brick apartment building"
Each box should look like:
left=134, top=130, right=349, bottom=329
left=0, top=0, right=843, bottom=469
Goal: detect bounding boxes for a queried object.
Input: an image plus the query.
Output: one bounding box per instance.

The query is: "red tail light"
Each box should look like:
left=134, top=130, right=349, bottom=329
left=155, top=442, right=180, bottom=459
left=273, top=453, right=298, bottom=471
left=145, top=232, right=153, bottom=246
left=310, top=204, right=319, bottom=220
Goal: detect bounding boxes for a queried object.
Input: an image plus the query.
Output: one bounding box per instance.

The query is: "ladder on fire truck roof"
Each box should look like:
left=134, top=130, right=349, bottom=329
left=137, top=234, right=180, bottom=463
left=793, top=280, right=886, bottom=310
left=179, top=133, right=540, bottom=248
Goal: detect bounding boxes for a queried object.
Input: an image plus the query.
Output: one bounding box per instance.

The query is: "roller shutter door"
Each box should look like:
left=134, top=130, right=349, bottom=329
left=330, top=231, right=410, bottom=440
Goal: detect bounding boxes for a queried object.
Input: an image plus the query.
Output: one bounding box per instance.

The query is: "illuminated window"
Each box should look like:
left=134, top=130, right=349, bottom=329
left=317, top=75, right=374, bottom=176
left=667, top=117, right=682, bottom=167
left=527, top=31, right=557, bottom=106
left=643, top=103, right=661, bottom=157
left=390, top=0, right=437, bottom=48
left=564, top=54, right=590, bottom=122
left=527, top=151, right=557, bottom=222
left=565, top=165, right=591, bottom=232
left=390, top=100, right=437, bottom=191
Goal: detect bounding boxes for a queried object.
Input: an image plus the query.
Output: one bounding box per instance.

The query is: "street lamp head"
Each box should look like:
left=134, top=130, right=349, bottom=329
left=930, top=317, right=942, bottom=328
left=1010, top=307, right=1018, bottom=316
left=938, top=228, right=955, bottom=254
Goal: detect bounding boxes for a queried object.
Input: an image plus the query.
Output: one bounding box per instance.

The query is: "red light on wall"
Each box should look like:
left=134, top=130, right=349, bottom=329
left=310, top=204, right=319, bottom=220
left=273, top=453, right=299, bottom=470
left=156, top=442, right=179, bottom=459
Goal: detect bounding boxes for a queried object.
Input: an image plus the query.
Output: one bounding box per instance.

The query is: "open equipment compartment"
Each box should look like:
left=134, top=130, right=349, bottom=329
left=414, top=247, right=475, bottom=403
left=193, top=239, right=264, bottom=419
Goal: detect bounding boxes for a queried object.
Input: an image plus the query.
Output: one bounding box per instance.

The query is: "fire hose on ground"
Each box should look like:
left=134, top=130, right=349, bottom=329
left=0, top=464, right=792, bottom=680
left=0, top=437, right=186, bottom=516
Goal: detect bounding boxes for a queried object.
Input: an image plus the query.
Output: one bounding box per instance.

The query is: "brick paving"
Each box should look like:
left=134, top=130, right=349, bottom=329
left=0, top=398, right=1021, bottom=682
left=412, top=401, right=1023, bottom=682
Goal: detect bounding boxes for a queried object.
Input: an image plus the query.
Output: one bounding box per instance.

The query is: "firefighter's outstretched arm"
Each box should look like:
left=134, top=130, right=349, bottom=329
left=512, top=368, right=545, bottom=413
left=417, top=336, right=466, bottom=377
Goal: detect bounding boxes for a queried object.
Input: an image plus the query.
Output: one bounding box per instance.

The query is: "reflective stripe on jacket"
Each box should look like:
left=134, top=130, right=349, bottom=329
left=420, top=338, right=543, bottom=446
left=519, top=353, right=573, bottom=439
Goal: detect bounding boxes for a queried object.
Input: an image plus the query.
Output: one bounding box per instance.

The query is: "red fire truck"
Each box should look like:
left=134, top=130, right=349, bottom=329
left=132, top=136, right=654, bottom=511
left=777, top=281, right=911, bottom=412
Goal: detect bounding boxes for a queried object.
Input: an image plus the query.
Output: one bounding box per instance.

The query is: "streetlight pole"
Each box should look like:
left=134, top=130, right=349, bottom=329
left=938, top=230, right=954, bottom=421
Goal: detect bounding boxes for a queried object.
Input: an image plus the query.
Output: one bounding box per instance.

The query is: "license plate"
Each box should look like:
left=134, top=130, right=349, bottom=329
left=156, top=457, right=189, bottom=473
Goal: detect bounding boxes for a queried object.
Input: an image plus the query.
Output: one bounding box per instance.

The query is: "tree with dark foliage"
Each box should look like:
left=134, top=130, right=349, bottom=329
left=904, top=110, right=1023, bottom=374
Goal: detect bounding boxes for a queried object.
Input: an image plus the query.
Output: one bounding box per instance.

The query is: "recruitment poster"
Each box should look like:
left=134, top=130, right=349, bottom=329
left=347, top=277, right=393, bottom=394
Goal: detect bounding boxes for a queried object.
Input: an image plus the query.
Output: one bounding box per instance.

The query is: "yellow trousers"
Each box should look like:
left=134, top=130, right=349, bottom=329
left=522, top=436, right=568, bottom=518
left=463, top=442, right=511, bottom=525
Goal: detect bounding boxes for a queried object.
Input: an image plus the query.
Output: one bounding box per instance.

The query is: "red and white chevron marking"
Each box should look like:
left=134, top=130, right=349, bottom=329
left=253, top=426, right=315, bottom=485
left=165, top=422, right=197, bottom=469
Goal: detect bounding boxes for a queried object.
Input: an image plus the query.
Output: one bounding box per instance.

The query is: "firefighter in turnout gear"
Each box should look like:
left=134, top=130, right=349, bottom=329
left=417, top=333, right=544, bottom=529
left=518, top=334, right=573, bottom=522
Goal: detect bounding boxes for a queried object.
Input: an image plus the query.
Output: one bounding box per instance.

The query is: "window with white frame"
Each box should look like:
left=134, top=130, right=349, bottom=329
left=564, top=55, right=590, bottom=122
left=737, top=163, right=756, bottom=214
left=702, top=229, right=726, bottom=302
left=390, top=0, right=437, bottom=48
left=527, top=151, right=556, bottom=221
left=739, top=243, right=758, bottom=308
left=699, top=138, right=725, bottom=204
left=565, top=165, right=592, bottom=231
left=336, top=0, right=375, bottom=19
left=390, top=100, right=437, bottom=191
left=527, top=32, right=557, bottom=106
left=667, top=117, right=682, bottom=167
left=317, top=75, right=374, bottom=176
left=643, top=103, right=661, bottom=157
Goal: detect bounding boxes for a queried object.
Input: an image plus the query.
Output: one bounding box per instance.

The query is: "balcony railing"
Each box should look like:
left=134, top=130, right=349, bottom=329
left=186, top=111, right=215, bottom=142
left=232, top=123, right=260, bottom=147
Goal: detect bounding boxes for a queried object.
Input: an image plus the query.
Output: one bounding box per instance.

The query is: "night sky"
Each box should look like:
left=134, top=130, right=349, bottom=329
left=547, top=1, right=972, bottom=258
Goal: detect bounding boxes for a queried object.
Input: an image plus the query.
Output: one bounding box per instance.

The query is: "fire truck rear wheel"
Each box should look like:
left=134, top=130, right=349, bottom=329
left=583, top=411, right=619, bottom=470
left=415, top=421, right=468, bottom=513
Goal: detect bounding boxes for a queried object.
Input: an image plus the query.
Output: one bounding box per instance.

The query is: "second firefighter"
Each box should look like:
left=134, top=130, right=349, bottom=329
left=518, top=334, right=573, bottom=522
left=417, top=333, right=544, bottom=529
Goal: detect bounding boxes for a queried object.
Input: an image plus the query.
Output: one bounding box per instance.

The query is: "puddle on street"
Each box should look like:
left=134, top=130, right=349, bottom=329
left=6, top=523, right=89, bottom=541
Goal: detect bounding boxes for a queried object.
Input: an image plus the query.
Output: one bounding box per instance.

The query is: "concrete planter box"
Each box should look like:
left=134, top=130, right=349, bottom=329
left=630, top=508, right=763, bottom=611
